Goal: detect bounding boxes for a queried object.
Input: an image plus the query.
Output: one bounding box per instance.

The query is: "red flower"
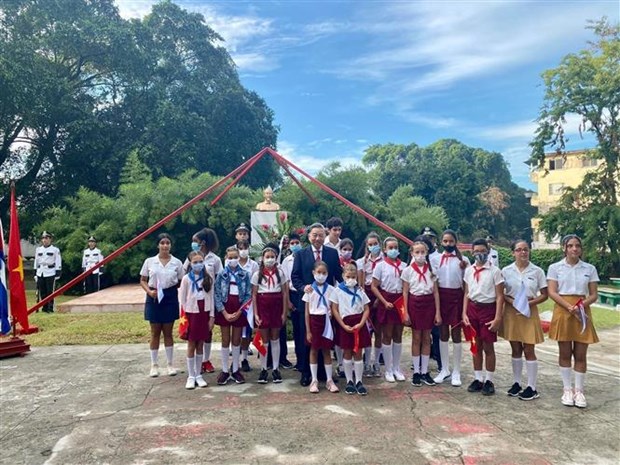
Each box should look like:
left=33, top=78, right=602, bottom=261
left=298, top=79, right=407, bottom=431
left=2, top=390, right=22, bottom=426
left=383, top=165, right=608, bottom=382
left=296, top=227, right=306, bottom=234
left=279, top=212, right=288, bottom=222
left=261, top=224, right=270, bottom=231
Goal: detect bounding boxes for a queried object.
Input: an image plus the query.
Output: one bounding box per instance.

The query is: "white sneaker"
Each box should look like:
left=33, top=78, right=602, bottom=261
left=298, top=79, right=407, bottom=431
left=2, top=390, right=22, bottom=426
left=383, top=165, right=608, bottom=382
left=451, top=372, right=462, bottom=387
left=394, top=370, right=406, bottom=382
left=149, top=364, right=159, bottom=377
left=561, top=388, right=574, bottom=406
left=185, top=376, right=196, bottom=389
left=167, top=364, right=177, bottom=376
left=195, top=375, right=208, bottom=388
left=385, top=371, right=396, bottom=383
left=433, top=370, right=451, bottom=384
left=574, top=390, right=587, bottom=408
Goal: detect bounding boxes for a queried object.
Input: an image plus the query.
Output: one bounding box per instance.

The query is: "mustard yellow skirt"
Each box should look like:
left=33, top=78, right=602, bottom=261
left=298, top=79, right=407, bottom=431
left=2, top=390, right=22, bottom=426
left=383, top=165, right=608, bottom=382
left=499, top=302, right=544, bottom=345
left=549, top=295, right=599, bottom=344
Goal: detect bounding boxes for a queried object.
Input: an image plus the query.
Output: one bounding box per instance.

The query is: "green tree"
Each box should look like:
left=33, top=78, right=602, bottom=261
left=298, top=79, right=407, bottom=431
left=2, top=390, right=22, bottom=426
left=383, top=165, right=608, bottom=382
left=530, top=19, right=620, bottom=277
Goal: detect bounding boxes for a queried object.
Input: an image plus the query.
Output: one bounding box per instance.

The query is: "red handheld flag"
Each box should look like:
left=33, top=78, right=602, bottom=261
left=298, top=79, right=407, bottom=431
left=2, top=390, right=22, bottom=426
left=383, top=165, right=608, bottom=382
left=462, top=324, right=478, bottom=355
left=393, top=295, right=407, bottom=324
left=353, top=329, right=360, bottom=354
left=252, top=331, right=267, bottom=356
left=178, top=306, right=189, bottom=340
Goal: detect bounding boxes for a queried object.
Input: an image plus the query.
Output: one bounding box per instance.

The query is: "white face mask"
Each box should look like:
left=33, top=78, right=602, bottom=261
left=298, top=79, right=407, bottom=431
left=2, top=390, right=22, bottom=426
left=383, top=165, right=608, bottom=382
left=345, top=278, right=357, bottom=288
left=413, top=255, right=426, bottom=265
left=239, top=249, right=249, bottom=259
left=263, top=258, right=276, bottom=267
left=226, top=259, right=239, bottom=268
left=314, top=273, right=327, bottom=284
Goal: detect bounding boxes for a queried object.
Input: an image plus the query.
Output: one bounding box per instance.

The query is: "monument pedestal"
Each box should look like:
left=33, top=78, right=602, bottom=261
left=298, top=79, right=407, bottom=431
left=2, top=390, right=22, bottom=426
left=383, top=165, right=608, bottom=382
left=250, top=211, right=279, bottom=246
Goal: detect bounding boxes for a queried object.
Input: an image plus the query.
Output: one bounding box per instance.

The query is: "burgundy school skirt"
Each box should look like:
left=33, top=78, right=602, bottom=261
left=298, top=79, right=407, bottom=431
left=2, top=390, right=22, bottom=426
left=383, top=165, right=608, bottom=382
left=439, top=287, right=464, bottom=327
left=215, top=294, right=248, bottom=328
left=338, top=314, right=371, bottom=351
left=187, top=300, right=212, bottom=342
left=256, top=292, right=284, bottom=329
left=308, top=314, right=335, bottom=350
left=467, top=301, right=497, bottom=343
left=376, top=290, right=402, bottom=325
left=408, top=293, right=436, bottom=331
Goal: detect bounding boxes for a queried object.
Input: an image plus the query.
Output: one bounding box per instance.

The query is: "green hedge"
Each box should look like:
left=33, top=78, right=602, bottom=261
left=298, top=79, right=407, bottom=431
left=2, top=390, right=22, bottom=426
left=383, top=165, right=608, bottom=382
left=463, top=247, right=563, bottom=272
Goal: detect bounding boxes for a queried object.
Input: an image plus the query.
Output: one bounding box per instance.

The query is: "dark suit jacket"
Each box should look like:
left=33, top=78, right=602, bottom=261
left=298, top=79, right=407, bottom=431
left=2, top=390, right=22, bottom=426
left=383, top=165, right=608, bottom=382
left=291, top=245, right=342, bottom=292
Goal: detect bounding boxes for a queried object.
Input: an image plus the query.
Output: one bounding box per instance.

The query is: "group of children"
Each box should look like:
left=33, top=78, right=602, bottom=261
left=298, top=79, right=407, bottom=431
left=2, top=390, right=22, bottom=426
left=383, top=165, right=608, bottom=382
left=141, top=218, right=600, bottom=408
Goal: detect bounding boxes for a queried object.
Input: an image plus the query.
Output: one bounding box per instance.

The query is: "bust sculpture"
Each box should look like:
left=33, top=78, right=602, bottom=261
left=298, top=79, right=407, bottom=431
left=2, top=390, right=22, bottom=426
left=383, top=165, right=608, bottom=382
left=255, top=185, right=280, bottom=211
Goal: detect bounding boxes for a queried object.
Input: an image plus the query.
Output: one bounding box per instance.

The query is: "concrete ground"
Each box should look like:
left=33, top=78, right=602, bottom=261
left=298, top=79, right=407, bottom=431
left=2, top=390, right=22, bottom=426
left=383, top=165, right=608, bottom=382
left=1, top=329, right=619, bottom=465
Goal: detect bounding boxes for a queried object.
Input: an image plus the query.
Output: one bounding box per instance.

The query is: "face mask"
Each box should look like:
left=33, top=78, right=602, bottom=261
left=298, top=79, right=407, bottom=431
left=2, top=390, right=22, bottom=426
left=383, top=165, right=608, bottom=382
left=340, top=250, right=353, bottom=260
left=444, top=245, right=456, bottom=253
left=345, top=278, right=357, bottom=288
left=413, top=255, right=426, bottom=265
left=239, top=250, right=249, bottom=259
left=226, top=259, right=239, bottom=268
left=473, top=252, right=488, bottom=264
left=264, top=258, right=276, bottom=267
left=191, top=262, right=204, bottom=273
left=386, top=249, right=400, bottom=259
left=191, top=242, right=200, bottom=252
left=290, top=244, right=302, bottom=253
left=314, top=273, right=327, bottom=284
left=368, top=244, right=381, bottom=255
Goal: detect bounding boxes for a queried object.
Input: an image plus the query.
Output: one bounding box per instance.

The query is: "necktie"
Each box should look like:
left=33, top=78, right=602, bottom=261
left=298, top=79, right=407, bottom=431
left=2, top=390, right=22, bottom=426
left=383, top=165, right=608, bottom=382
left=314, top=249, right=321, bottom=262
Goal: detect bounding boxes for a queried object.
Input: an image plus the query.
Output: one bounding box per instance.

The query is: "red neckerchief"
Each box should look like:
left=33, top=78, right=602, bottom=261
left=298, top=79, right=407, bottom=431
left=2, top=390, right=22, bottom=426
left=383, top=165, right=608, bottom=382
left=411, top=262, right=429, bottom=283
left=340, top=257, right=352, bottom=268
left=473, top=265, right=485, bottom=282
left=263, top=267, right=277, bottom=287
left=368, top=255, right=383, bottom=270
left=440, top=252, right=457, bottom=267
left=384, top=257, right=402, bottom=277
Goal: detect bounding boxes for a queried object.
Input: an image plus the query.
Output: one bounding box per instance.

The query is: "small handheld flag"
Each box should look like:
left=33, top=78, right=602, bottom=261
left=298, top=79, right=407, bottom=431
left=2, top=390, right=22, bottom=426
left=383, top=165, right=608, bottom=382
left=240, top=300, right=253, bottom=338
left=178, top=307, right=189, bottom=340
left=462, top=324, right=478, bottom=355
left=322, top=312, right=334, bottom=340
left=156, top=279, right=164, bottom=303
left=252, top=331, right=267, bottom=356
left=0, top=219, right=10, bottom=334
left=575, top=299, right=587, bottom=334
left=393, top=295, right=407, bottom=324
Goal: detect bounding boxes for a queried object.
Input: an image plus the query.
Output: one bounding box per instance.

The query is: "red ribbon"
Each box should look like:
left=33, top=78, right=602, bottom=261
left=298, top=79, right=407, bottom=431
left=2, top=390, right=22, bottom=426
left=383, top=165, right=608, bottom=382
left=353, top=329, right=360, bottom=354
left=473, top=266, right=485, bottom=282
left=440, top=253, right=457, bottom=267
left=411, top=263, right=429, bottom=283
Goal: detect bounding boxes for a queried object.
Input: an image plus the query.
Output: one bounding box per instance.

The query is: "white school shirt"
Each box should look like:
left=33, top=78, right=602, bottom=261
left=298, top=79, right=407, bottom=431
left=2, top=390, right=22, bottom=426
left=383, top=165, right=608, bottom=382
left=356, top=254, right=384, bottom=286
left=239, top=258, right=259, bottom=277
left=302, top=284, right=336, bottom=315
left=280, top=254, right=296, bottom=291
left=463, top=262, right=504, bottom=304
left=251, top=267, right=288, bottom=293
left=488, top=247, right=499, bottom=268
left=140, top=255, right=184, bottom=289
left=329, top=286, right=371, bottom=318
left=502, top=262, right=547, bottom=299
left=430, top=252, right=469, bottom=289
left=324, top=238, right=341, bottom=250
left=547, top=259, right=599, bottom=296
left=372, top=259, right=406, bottom=293
left=82, top=247, right=104, bottom=274
left=179, top=274, right=215, bottom=315
left=401, top=263, right=436, bottom=296
left=226, top=267, right=241, bottom=296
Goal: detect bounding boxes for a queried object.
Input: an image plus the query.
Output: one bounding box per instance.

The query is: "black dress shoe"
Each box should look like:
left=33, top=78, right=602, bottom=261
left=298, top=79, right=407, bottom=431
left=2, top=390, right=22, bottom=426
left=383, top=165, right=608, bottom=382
left=300, top=375, right=311, bottom=387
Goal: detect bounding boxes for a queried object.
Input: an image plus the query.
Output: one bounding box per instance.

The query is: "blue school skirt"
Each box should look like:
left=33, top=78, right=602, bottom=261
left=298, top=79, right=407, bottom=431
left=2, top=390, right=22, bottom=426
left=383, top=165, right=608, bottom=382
left=144, top=286, right=179, bottom=324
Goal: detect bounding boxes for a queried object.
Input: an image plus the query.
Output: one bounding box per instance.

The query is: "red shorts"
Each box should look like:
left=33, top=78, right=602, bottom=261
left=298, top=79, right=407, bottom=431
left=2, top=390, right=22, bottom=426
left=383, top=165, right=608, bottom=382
left=215, top=294, right=248, bottom=328
left=338, top=314, right=371, bottom=352
left=307, top=314, right=335, bottom=350
left=408, top=293, right=436, bottom=331
left=376, top=290, right=402, bottom=325
left=256, top=292, right=284, bottom=329
left=467, top=301, right=497, bottom=343
left=439, top=287, right=464, bottom=327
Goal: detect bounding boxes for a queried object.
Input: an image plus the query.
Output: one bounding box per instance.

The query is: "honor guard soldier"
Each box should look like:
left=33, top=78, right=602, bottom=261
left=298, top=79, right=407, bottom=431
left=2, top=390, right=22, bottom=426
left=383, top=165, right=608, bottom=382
left=34, top=231, right=62, bottom=313
left=82, top=236, right=104, bottom=294
left=486, top=235, right=500, bottom=268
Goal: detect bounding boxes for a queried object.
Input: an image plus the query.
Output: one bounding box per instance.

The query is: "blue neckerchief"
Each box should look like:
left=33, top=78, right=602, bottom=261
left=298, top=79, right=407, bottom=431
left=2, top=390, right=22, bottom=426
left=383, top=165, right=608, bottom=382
left=338, top=282, right=361, bottom=306
left=189, top=269, right=204, bottom=293
left=311, top=282, right=329, bottom=309
left=226, top=265, right=240, bottom=284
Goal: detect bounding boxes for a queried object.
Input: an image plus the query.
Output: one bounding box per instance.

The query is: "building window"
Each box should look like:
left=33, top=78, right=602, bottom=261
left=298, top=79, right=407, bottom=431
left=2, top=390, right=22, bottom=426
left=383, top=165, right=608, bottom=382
left=582, top=158, right=597, bottom=167
left=549, top=159, right=563, bottom=170
left=549, top=183, right=565, bottom=195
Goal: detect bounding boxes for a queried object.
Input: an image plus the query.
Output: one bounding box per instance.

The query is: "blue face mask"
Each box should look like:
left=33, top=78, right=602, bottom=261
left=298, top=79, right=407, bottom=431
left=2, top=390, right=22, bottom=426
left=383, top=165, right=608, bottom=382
left=191, top=242, right=200, bottom=252
left=386, top=249, right=400, bottom=259
left=191, top=262, right=204, bottom=273
left=368, top=244, right=381, bottom=256
left=290, top=244, right=302, bottom=253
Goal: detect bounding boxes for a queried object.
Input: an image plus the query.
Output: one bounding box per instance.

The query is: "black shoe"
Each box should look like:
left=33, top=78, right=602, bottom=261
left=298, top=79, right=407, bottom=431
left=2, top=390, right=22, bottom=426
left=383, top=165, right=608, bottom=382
left=379, top=354, right=385, bottom=365
left=507, top=382, right=522, bottom=397
left=518, top=386, right=539, bottom=401
left=337, top=367, right=346, bottom=379
left=345, top=381, right=356, bottom=395
left=280, top=359, right=294, bottom=370
left=411, top=373, right=422, bottom=386
left=467, top=380, right=483, bottom=392
left=356, top=381, right=368, bottom=396
left=481, top=380, right=495, bottom=396
left=272, top=369, right=282, bottom=383
left=241, top=360, right=251, bottom=372
left=421, top=373, right=436, bottom=386
left=300, top=375, right=311, bottom=387
left=258, top=369, right=269, bottom=384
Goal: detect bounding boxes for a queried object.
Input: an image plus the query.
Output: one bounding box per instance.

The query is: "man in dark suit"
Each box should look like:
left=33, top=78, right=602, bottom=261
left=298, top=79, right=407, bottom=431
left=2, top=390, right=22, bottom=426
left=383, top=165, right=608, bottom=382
left=291, top=222, right=343, bottom=386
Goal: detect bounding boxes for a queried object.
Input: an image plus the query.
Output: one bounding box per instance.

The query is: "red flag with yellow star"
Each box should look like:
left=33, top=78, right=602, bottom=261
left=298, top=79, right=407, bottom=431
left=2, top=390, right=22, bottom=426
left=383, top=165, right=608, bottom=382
left=178, top=306, right=189, bottom=340
left=8, top=187, right=32, bottom=333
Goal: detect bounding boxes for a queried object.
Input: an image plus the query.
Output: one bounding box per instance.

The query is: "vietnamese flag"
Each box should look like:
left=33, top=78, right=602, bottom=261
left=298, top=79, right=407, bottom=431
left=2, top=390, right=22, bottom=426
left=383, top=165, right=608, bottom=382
left=178, top=307, right=189, bottom=340
left=393, top=295, right=407, bottom=324
left=8, top=186, right=34, bottom=334
left=252, top=331, right=267, bottom=357
left=462, top=324, right=478, bottom=355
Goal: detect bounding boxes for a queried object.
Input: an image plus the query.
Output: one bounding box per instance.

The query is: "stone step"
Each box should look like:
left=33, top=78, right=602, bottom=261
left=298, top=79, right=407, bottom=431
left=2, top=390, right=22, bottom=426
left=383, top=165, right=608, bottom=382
left=57, top=284, right=145, bottom=313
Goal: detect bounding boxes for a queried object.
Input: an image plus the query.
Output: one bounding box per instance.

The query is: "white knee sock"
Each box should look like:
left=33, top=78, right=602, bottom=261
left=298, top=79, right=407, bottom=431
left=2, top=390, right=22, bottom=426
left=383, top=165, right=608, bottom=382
left=221, top=346, right=230, bottom=373
left=421, top=355, right=430, bottom=374
left=413, top=355, right=421, bottom=374
left=194, top=352, right=203, bottom=375
left=150, top=349, right=158, bottom=365
left=574, top=371, right=585, bottom=391
left=512, top=358, right=523, bottom=384
left=310, top=363, right=318, bottom=382
left=474, top=370, right=484, bottom=382
left=392, top=343, right=403, bottom=373
left=271, top=339, right=280, bottom=370
left=186, top=356, right=196, bottom=378
left=260, top=350, right=268, bottom=370
left=231, top=345, right=241, bottom=372
left=335, top=346, right=344, bottom=367
left=325, top=363, right=333, bottom=381
left=165, top=346, right=174, bottom=365
left=343, top=359, right=354, bottom=383
left=203, top=342, right=211, bottom=361
left=485, top=371, right=494, bottom=382
left=241, top=348, right=248, bottom=362
left=560, top=366, right=572, bottom=389
left=452, top=342, right=462, bottom=374
left=354, top=361, right=364, bottom=384
left=382, top=343, right=393, bottom=373
left=439, top=340, right=450, bottom=373
left=526, top=360, right=538, bottom=390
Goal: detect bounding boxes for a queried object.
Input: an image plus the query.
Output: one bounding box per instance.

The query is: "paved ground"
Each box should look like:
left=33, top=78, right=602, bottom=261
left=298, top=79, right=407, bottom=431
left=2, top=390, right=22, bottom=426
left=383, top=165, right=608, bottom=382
left=1, top=329, right=619, bottom=465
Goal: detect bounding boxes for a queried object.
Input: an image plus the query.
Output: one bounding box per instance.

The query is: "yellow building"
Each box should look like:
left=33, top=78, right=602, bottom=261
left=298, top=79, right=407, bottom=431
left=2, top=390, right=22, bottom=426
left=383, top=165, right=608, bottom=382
left=529, top=149, right=600, bottom=249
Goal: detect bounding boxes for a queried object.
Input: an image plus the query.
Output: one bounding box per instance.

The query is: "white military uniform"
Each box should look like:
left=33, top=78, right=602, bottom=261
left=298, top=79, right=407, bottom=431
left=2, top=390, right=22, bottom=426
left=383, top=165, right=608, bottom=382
left=82, top=246, right=104, bottom=293
left=34, top=242, right=62, bottom=312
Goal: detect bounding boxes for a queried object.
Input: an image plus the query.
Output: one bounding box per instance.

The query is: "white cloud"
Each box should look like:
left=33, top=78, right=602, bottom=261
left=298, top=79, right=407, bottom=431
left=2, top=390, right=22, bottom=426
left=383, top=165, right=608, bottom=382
left=276, top=140, right=362, bottom=176
left=476, top=113, right=588, bottom=142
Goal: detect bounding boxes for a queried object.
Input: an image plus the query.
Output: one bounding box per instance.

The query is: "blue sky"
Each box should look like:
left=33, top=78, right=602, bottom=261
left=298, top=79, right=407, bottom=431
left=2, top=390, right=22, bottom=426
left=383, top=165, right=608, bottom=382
left=117, top=0, right=619, bottom=190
